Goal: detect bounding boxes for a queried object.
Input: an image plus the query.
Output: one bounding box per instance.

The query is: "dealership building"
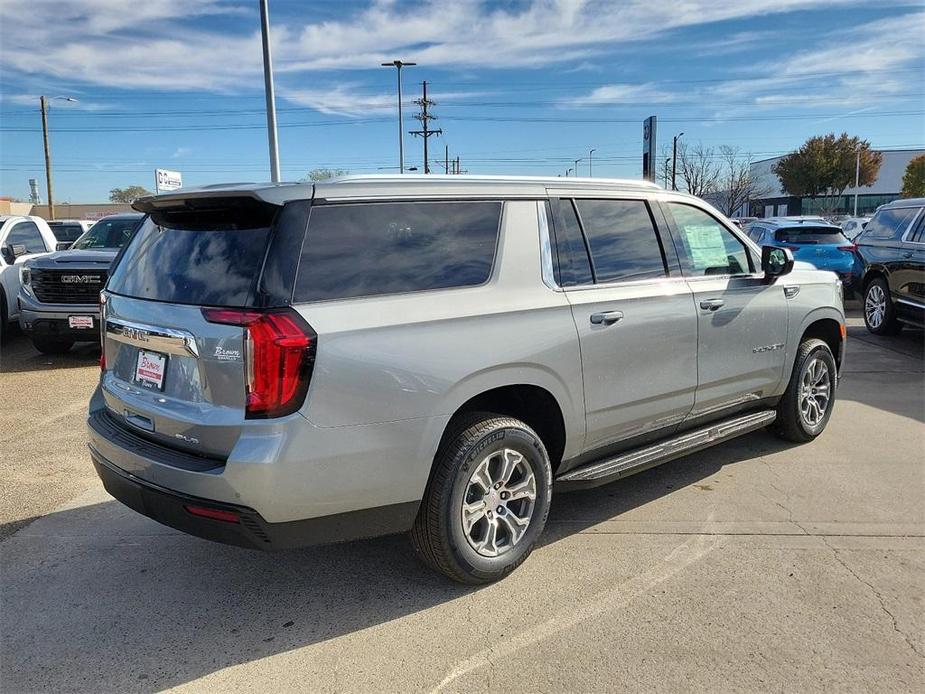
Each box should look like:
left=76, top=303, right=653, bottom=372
left=747, top=148, right=924, bottom=218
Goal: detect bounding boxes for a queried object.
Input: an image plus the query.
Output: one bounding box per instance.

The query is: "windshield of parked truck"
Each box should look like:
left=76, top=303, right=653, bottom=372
left=71, top=217, right=141, bottom=250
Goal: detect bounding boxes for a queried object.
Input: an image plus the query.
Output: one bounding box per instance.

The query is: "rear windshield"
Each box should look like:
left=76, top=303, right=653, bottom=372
left=72, top=217, right=140, bottom=249
left=773, top=227, right=846, bottom=244
left=293, top=201, right=502, bottom=302
left=48, top=223, right=85, bottom=242
left=107, top=200, right=276, bottom=307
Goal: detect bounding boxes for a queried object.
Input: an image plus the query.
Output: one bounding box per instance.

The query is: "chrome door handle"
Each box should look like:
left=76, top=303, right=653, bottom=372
left=590, top=310, right=624, bottom=325
left=903, top=252, right=914, bottom=258
left=700, top=299, right=725, bottom=311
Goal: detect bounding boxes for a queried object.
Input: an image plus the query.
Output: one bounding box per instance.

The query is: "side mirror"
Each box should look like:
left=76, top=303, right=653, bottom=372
left=0, top=245, right=12, bottom=265
left=762, top=246, right=794, bottom=282
left=56, top=241, right=72, bottom=251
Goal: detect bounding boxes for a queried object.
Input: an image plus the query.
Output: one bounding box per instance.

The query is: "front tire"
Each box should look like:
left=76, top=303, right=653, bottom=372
left=772, top=338, right=837, bottom=443
left=411, top=413, right=552, bottom=584
left=863, top=277, right=901, bottom=335
left=32, top=337, right=74, bottom=354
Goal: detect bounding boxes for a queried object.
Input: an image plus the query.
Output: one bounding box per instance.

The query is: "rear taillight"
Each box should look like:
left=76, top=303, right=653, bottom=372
left=99, top=292, right=107, bottom=371
left=837, top=244, right=857, bottom=252
left=185, top=505, right=240, bottom=523
left=202, top=307, right=316, bottom=419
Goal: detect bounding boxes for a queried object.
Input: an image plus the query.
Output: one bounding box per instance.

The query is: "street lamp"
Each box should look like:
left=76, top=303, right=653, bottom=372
left=664, top=157, right=671, bottom=189
left=671, top=132, right=684, bottom=191
left=589, top=149, right=596, bottom=177
left=259, top=0, right=280, bottom=183
left=381, top=60, right=416, bottom=173
left=39, top=95, right=77, bottom=221
left=574, top=159, right=582, bottom=176
left=565, top=167, right=573, bottom=177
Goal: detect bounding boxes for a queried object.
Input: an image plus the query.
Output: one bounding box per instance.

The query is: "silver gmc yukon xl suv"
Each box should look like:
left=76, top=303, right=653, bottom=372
left=88, top=175, right=845, bottom=583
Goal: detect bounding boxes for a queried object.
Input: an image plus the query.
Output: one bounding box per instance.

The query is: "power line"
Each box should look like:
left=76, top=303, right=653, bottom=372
left=407, top=81, right=442, bottom=174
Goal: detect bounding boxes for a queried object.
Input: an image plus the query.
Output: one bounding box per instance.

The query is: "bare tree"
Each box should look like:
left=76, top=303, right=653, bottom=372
left=712, top=146, right=768, bottom=216
left=677, top=142, right=720, bottom=197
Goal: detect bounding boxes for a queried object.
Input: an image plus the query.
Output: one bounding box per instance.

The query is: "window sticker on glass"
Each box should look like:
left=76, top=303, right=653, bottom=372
left=684, top=224, right=729, bottom=271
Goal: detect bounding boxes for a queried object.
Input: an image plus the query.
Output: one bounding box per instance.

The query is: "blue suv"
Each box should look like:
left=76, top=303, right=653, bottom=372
left=745, top=217, right=862, bottom=296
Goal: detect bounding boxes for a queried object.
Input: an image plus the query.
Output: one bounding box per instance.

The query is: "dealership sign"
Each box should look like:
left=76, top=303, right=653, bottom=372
left=154, top=168, right=182, bottom=193
left=642, top=115, right=657, bottom=183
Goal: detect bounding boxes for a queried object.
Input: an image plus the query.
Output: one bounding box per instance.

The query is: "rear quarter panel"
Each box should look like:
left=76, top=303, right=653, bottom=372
left=293, top=199, right=584, bottom=454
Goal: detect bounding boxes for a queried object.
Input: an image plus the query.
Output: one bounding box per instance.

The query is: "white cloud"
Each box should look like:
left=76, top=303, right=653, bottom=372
left=567, top=83, right=679, bottom=107
left=171, top=147, right=192, bottom=158
left=1, top=0, right=907, bottom=94
left=279, top=85, right=489, bottom=117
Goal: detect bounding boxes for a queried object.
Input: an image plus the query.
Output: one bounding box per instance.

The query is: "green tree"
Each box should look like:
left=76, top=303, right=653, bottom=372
left=109, top=185, right=152, bottom=202
left=304, top=168, right=348, bottom=181
left=900, top=155, right=925, bottom=198
left=774, top=133, right=882, bottom=215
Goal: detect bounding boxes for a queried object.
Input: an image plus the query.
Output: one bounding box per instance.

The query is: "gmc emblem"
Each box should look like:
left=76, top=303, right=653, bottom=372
left=61, top=275, right=102, bottom=284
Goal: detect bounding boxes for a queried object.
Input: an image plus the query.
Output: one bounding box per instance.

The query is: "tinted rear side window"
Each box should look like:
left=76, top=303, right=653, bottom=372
left=49, top=223, right=84, bottom=242
left=294, top=201, right=501, bottom=302
left=773, top=227, right=846, bottom=244
left=552, top=199, right=593, bottom=286
left=574, top=199, right=666, bottom=283
left=860, top=207, right=920, bottom=242
left=107, top=200, right=276, bottom=307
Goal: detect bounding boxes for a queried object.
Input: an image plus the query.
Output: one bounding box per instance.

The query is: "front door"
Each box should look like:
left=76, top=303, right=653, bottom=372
left=662, top=202, right=789, bottom=420
left=550, top=196, right=698, bottom=452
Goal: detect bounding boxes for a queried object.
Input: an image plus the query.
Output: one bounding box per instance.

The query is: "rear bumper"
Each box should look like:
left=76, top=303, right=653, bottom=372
left=91, top=446, right=419, bottom=550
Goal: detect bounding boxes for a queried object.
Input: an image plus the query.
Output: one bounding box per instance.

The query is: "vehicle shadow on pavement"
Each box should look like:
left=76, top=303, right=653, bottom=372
left=1, top=429, right=800, bottom=693
left=0, top=332, right=100, bottom=373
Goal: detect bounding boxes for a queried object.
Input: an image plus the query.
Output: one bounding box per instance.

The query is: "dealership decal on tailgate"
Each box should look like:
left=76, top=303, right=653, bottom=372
left=68, top=315, right=94, bottom=329
left=135, top=350, right=167, bottom=390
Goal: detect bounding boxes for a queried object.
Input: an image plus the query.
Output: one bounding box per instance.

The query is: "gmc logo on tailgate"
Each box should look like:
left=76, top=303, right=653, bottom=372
left=61, top=275, right=102, bottom=284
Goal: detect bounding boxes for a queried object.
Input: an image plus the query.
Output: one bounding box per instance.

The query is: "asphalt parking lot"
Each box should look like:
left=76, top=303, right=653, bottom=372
left=1, top=311, right=923, bottom=693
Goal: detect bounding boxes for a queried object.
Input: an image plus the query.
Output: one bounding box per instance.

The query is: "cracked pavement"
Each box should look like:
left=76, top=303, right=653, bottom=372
left=1, top=312, right=923, bottom=693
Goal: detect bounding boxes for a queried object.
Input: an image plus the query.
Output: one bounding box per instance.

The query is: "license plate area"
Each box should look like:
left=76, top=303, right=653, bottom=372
left=69, top=315, right=94, bottom=329
left=134, top=349, right=167, bottom=391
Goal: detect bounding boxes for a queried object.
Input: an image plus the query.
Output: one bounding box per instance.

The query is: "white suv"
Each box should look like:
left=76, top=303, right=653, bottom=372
left=0, top=215, right=57, bottom=339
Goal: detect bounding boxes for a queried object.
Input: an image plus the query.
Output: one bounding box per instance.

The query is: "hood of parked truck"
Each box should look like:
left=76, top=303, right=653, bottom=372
left=25, top=249, right=119, bottom=269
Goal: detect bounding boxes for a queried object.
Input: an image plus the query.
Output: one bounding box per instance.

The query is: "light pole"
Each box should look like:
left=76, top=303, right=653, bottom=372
left=589, top=149, right=596, bottom=177
left=258, top=0, right=280, bottom=182
left=39, top=95, right=77, bottom=221
left=671, top=132, right=684, bottom=191
left=664, top=157, right=671, bottom=189
left=381, top=60, right=416, bottom=173
left=574, top=159, right=582, bottom=176
left=565, top=168, right=573, bottom=177
left=853, top=144, right=862, bottom=217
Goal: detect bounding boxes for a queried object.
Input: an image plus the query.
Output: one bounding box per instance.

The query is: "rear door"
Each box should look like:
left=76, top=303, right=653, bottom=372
left=100, top=197, right=308, bottom=459
left=549, top=196, right=698, bottom=452
left=662, top=201, right=789, bottom=420
left=895, top=208, right=925, bottom=321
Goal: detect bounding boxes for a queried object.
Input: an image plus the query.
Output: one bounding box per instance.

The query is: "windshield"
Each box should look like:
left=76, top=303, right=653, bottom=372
left=48, top=223, right=85, bottom=242
left=71, top=217, right=141, bottom=250
left=773, top=227, right=847, bottom=244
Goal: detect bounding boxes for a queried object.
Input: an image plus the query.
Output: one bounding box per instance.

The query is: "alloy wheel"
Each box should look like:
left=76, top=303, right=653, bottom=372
left=799, top=357, right=831, bottom=427
left=461, top=448, right=537, bottom=558
left=865, top=284, right=886, bottom=329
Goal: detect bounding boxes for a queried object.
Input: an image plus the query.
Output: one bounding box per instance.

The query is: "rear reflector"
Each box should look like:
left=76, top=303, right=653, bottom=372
left=185, top=505, right=240, bottom=523
left=837, top=244, right=857, bottom=252
left=201, top=307, right=317, bottom=419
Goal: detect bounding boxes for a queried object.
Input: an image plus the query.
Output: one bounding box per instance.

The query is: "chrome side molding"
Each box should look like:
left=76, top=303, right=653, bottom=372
left=106, top=318, right=200, bottom=358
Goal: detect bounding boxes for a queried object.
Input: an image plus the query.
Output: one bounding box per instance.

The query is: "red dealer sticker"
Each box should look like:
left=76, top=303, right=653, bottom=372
left=134, top=350, right=167, bottom=390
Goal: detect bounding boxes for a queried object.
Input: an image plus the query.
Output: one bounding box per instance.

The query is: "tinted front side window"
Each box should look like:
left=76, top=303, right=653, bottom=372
left=294, top=201, right=500, bottom=302
left=7, top=221, right=48, bottom=253
left=859, top=207, right=919, bottom=242
left=667, top=203, right=751, bottom=277
left=108, top=217, right=272, bottom=307
left=574, top=199, right=666, bottom=283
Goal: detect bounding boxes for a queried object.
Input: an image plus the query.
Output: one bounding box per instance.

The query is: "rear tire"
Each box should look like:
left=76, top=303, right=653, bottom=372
left=772, top=338, right=837, bottom=443
left=410, top=413, right=552, bottom=584
left=32, top=337, right=74, bottom=355
left=863, top=277, right=901, bottom=335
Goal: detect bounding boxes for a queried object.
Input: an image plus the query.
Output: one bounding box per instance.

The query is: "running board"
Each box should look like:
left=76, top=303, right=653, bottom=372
left=556, top=409, right=777, bottom=490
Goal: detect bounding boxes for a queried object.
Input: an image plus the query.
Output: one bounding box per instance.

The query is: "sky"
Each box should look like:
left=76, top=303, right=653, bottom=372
left=0, top=0, right=923, bottom=202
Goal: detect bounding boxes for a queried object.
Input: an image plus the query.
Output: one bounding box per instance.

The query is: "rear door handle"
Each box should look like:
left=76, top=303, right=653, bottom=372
left=590, top=310, right=624, bottom=325
left=903, top=252, right=914, bottom=258
left=699, top=299, right=725, bottom=311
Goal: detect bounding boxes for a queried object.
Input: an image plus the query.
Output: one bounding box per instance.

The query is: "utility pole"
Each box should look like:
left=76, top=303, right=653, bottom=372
left=40, top=97, right=54, bottom=220
left=589, top=149, right=596, bottom=177
left=455, top=156, right=460, bottom=174
left=671, top=132, right=684, bottom=191
left=259, top=0, right=280, bottom=182
left=381, top=60, right=416, bottom=173
left=39, top=95, right=76, bottom=221
left=445, top=144, right=449, bottom=174
left=409, top=81, right=442, bottom=174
